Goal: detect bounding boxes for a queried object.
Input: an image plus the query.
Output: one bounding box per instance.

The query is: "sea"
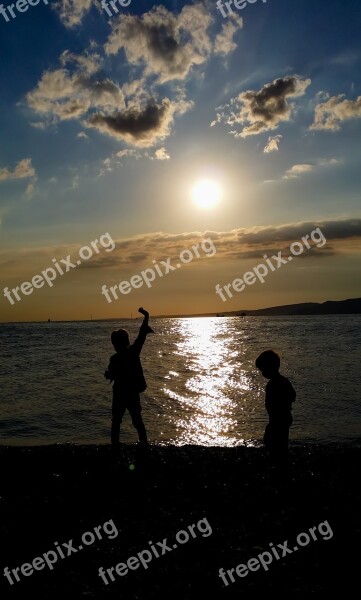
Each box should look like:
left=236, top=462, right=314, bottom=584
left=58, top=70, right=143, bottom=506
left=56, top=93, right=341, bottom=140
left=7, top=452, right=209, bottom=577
left=1, top=316, right=360, bottom=446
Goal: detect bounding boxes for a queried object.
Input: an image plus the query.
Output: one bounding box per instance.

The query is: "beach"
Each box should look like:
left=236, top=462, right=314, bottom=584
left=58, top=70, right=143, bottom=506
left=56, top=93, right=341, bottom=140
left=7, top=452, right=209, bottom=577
left=1, top=442, right=359, bottom=598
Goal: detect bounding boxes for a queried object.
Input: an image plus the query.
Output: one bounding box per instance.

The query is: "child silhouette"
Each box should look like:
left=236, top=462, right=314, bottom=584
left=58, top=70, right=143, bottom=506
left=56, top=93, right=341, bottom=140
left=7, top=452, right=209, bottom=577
left=255, top=350, right=296, bottom=460
left=105, top=307, right=154, bottom=447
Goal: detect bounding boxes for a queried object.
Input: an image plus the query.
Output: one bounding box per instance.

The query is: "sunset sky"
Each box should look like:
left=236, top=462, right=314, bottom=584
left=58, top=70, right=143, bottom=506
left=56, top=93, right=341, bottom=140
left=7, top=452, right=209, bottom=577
left=0, top=0, right=361, bottom=321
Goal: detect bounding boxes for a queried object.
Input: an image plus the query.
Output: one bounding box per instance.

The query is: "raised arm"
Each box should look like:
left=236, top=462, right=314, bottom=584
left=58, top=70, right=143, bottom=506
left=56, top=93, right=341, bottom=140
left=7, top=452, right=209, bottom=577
left=132, top=307, right=154, bottom=354
left=139, top=306, right=149, bottom=327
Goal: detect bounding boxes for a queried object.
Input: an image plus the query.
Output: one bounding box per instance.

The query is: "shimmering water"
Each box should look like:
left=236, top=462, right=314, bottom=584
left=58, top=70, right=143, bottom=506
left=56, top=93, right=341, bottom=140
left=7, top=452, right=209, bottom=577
left=1, top=316, right=360, bottom=446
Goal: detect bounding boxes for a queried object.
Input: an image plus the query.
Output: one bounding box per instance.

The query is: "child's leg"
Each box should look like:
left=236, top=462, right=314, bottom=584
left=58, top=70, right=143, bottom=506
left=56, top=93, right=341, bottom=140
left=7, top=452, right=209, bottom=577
left=272, top=419, right=292, bottom=464
left=111, top=399, right=126, bottom=445
left=128, top=394, right=148, bottom=445
left=263, top=423, right=272, bottom=449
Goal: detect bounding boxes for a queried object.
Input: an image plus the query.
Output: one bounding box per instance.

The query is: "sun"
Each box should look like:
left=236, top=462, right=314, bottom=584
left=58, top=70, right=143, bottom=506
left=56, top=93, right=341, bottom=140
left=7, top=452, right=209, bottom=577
left=191, top=179, right=222, bottom=209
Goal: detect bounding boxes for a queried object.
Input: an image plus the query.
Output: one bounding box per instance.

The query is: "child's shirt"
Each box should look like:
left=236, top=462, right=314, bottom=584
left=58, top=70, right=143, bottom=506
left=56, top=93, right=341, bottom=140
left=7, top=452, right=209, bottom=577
left=107, top=322, right=152, bottom=395
left=265, top=374, right=296, bottom=421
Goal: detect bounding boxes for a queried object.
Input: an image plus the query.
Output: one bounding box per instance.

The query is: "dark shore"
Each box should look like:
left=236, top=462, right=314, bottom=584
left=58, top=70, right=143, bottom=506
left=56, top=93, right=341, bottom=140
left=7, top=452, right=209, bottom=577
left=0, top=443, right=359, bottom=598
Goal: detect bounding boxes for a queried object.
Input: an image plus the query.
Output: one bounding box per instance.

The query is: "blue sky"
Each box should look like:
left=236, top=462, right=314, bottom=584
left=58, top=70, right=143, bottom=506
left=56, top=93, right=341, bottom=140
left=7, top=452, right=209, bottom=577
left=0, top=0, right=361, bottom=320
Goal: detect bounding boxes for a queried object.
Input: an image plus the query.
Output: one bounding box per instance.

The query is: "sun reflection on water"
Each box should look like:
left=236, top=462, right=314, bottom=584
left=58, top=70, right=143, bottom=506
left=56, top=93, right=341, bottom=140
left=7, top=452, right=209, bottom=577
left=162, top=318, right=254, bottom=446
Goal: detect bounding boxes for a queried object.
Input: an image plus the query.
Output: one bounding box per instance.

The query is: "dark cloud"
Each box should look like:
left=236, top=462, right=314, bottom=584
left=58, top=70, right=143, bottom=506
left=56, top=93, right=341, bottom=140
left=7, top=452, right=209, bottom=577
left=212, top=75, right=311, bottom=137
left=238, top=219, right=361, bottom=245
left=85, top=97, right=190, bottom=147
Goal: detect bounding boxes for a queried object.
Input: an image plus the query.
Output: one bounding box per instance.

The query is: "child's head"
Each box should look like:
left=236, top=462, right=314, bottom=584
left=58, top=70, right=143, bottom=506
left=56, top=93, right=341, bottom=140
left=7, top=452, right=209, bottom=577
left=255, top=350, right=280, bottom=379
left=111, top=329, right=130, bottom=351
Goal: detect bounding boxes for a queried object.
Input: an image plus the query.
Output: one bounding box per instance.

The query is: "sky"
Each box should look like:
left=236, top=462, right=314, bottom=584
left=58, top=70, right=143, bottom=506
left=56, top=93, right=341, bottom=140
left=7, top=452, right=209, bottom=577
left=0, top=0, right=360, bottom=321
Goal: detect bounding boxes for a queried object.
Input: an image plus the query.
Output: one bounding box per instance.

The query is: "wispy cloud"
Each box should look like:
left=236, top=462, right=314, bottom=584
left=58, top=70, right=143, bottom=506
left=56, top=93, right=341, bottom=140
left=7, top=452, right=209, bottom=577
left=283, top=163, right=313, bottom=179
left=214, top=15, right=243, bottom=56
left=0, top=159, right=36, bottom=182
left=283, top=158, right=340, bottom=180
left=311, top=94, right=361, bottom=131
left=53, top=0, right=93, bottom=29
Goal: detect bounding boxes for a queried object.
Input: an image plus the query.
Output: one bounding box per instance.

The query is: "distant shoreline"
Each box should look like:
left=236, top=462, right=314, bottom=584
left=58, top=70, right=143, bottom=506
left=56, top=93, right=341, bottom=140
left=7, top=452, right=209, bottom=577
left=1, top=296, right=360, bottom=324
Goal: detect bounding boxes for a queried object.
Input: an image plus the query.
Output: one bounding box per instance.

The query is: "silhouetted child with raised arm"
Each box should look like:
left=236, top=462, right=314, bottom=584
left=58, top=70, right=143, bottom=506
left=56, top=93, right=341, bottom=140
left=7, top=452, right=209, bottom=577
left=255, top=350, right=296, bottom=461
left=105, top=307, right=154, bottom=448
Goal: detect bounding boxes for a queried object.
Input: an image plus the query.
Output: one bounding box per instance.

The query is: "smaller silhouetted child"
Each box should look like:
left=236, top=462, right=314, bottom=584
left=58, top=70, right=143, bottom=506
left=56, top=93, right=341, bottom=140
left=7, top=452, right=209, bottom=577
left=105, top=307, right=154, bottom=447
left=255, top=350, right=296, bottom=460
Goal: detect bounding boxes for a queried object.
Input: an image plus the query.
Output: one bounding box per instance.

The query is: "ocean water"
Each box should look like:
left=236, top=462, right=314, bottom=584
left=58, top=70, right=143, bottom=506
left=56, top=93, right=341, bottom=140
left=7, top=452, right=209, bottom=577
left=0, top=316, right=360, bottom=446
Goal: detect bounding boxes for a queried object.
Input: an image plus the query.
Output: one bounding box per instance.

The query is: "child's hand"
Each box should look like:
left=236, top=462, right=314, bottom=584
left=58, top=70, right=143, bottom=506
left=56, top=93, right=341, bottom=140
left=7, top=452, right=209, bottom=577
left=138, top=307, right=149, bottom=317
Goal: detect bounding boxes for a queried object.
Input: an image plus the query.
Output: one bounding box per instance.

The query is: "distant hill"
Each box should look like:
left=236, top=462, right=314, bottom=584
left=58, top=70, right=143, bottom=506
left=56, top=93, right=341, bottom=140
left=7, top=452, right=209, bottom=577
left=222, top=297, right=361, bottom=317
left=154, top=297, right=361, bottom=319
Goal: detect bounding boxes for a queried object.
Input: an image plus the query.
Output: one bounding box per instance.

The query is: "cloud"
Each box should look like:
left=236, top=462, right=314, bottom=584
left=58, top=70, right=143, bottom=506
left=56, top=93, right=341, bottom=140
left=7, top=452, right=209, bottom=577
left=70, top=175, right=79, bottom=189
left=26, top=51, right=125, bottom=122
left=283, top=164, right=313, bottom=179
left=282, top=158, right=340, bottom=180
left=213, top=75, right=311, bottom=137
left=116, top=149, right=144, bottom=159
left=53, top=217, right=361, bottom=265
left=0, top=159, right=36, bottom=182
left=214, top=16, right=243, bottom=56
left=85, top=96, right=191, bottom=147
left=263, top=134, right=283, bottom=153
left=60, top=49, right=101, bottom=75
left=105, top=3, right=214, bottom=83
left=2, top=219, right=361, bottom=281
left=154, top=147, right=170, bottom=160
left=25, top=3, right=242, bottom=151
left=53, top=0, right=93, bottom=28
left=236, top=219, right=361, bottom=248
left=311, top=94, right=361, bottom=131
left=25, top=182, right=35, bottom=197
left=77, top=132, right=90, bottom=140
left=318, top=158, right=340, bottom=167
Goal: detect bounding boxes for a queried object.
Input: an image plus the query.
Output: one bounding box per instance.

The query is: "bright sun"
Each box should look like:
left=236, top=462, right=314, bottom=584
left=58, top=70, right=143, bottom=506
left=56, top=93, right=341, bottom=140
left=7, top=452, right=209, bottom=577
left=191, top=179, right=222, bottom=209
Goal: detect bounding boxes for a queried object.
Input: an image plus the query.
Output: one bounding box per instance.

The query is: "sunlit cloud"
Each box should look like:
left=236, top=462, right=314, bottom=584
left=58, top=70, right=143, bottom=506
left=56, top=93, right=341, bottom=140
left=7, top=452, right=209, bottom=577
left=311, top=94, right=361, bottom=131
left=212, top=75, right=311, bottom=137
left=263, top=134, right=283, bottom=153
left=283, top=163, right=314, bottom=179
left=154, top=147, right=170, bottom=160
left=0, top=159, right=36, bottom=182
left=2, top=219, right=360, bottom=281
left=53, top=0, right=93, bottom=28
left=105, top=3, right=214, bottom=83
left=214, top=15, right=243, bottom=56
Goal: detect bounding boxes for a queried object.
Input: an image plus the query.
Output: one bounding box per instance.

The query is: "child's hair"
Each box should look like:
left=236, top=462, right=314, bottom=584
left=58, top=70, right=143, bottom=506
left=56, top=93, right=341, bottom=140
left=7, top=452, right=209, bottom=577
left=111, top=329, right=130, bottom=349
left=255, top=349, right=280, bottom=371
